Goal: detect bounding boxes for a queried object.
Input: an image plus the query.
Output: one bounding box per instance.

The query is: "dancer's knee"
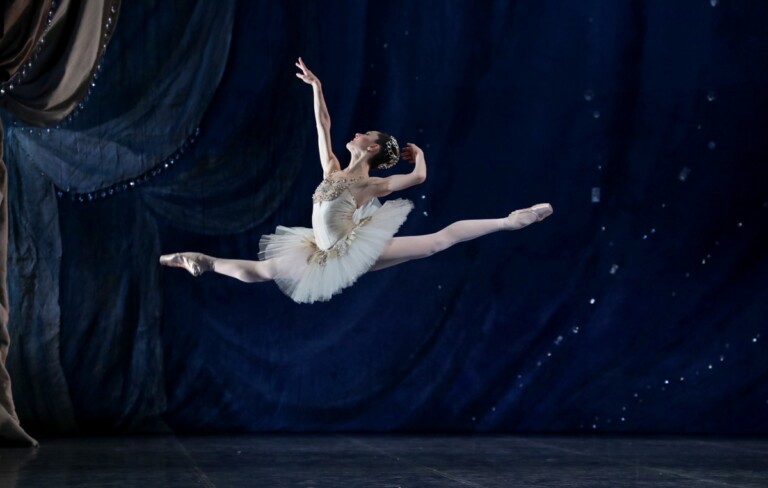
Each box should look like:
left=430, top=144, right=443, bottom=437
left=251, top=260, right=275, bottom=282
left=427, top=231, right=453, bottom=256
left=223, top=260, right=274, bottom=283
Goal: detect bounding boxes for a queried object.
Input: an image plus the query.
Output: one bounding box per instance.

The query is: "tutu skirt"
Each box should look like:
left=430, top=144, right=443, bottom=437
left=259, top=199, right=413, bottom=303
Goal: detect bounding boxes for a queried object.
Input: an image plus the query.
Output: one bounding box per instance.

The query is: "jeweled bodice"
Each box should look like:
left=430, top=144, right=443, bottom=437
left=312, top=173, right=361, bottom=203
left=311, top=173, right=361, bottom=251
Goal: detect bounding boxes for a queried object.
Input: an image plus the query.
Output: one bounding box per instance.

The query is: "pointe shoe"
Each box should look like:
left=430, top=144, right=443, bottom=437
left=529, top=203, right=554, bottom=221
left=159, top=253, right=212, bottom=277
left=503, top=203, right=553, bottom=230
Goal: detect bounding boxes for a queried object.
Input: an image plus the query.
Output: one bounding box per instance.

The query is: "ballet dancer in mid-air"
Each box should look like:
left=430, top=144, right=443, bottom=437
left=160, top=57, right=553, bottom=303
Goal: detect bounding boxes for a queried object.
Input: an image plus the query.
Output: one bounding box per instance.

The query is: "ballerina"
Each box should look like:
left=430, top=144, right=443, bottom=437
left=159, top=57, right=553, bottom=303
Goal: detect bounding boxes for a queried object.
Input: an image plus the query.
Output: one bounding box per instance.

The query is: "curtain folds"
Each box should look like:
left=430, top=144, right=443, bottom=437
left=0, top=0, right=52, bottom=83
left=1, top=0, right=120, bottom=125
left=1, top=0, right=123, bottom=443
left=9, top=0, right=232, bottom=193
left=3, top=0, right=239, bottom=436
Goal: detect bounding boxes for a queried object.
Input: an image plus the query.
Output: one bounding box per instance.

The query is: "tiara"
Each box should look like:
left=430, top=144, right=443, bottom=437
left=379, top=137, right=400, bottom=169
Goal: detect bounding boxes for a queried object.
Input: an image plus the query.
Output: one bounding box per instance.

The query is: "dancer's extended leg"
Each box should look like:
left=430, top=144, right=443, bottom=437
left=371, top=203, right=552, bottom=271
left=159, top=253, right=276, bottom=282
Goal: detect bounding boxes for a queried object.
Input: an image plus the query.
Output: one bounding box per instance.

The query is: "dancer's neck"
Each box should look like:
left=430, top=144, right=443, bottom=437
left=344, top=156, right=370, bottom=177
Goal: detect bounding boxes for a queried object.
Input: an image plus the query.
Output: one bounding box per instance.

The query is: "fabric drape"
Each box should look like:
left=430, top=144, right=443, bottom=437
left=2, top=0, right=118, bottom=124
left=1, top=0, right=122, bottom=444
left=4, top=0, right=241, bottom=435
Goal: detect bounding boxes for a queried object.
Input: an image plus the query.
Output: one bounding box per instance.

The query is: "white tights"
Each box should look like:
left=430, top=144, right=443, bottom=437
left=370, top=218, right=511, bottom=271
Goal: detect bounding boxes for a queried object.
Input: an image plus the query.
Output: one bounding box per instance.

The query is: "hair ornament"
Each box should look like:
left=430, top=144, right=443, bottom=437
left=379, top=136, right=399, bottom=169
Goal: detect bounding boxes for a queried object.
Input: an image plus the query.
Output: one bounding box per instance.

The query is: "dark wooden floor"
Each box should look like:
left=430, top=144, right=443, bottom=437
left=1, top=434, right=766, bottom=487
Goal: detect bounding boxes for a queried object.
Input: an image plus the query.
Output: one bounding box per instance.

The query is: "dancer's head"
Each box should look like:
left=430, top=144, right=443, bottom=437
left=347, top=131, right=399, bottom=170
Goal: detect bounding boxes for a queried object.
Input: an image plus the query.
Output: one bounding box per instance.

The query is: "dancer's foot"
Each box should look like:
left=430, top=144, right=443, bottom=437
left=159, top=252, right=214, bottom=277
left=501, top=203, right=553, bottom=230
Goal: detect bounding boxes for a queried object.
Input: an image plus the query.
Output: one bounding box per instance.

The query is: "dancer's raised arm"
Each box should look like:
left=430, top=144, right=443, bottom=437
left=368, top=143, right=427, bottom=197
left=295, top=57, right=340, bottom=176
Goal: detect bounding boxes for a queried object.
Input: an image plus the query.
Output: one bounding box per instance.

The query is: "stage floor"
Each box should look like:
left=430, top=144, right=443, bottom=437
left=1, top=434, right=766, bottom=487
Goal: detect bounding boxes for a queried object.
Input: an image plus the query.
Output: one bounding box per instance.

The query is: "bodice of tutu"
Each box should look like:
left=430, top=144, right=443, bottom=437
left=311, top=174, right=361, bottom=250
left=259, top=172, right=414, bottom=303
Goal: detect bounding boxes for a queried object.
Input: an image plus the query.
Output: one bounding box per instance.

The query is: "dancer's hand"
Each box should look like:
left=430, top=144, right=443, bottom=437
left=295, top=57, right=320, bottom=87
left=401, top=143, right=423, bottom=163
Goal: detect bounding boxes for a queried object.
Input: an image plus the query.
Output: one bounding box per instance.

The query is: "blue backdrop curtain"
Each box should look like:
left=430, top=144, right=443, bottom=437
left=2, top=0, right=767, bottom=436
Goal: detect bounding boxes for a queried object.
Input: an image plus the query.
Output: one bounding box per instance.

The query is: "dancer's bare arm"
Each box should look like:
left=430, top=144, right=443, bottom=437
left=296, top=57, right=340, bottom=177
left=365, top=143, right=427, bottom=198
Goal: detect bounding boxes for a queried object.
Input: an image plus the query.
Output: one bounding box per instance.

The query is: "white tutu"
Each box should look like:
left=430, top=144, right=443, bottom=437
left=259, top=198, right=413, bottom=303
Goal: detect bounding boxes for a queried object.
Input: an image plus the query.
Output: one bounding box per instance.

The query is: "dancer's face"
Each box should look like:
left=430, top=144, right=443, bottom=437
left=346, top=131, right=381, bottom=154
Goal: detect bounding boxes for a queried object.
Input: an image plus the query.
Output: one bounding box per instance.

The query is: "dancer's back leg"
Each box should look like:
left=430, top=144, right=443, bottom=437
left=160, top=253, right=276, bottom=282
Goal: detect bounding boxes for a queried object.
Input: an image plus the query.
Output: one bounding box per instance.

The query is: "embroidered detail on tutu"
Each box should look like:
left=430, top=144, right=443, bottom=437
left=312, top=171, right=361, bottom=203
left=306, top=216, right=373, bottom=266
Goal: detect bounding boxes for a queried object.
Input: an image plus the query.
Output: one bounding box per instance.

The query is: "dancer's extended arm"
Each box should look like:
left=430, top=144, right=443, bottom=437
left=295, top=57, right=340, bottom=176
